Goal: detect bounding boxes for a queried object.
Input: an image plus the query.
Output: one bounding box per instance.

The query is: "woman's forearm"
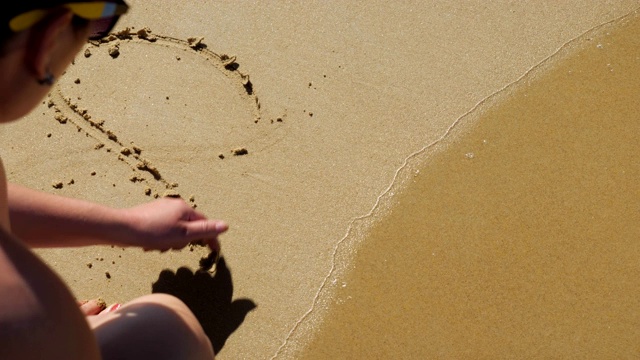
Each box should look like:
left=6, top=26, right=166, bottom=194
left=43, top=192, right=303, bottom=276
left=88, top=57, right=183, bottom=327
left=7, top=183, right=130, bottom=248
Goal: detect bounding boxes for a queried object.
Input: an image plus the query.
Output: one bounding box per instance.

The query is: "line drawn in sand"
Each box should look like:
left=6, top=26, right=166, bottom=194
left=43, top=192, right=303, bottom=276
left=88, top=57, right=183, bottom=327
left=47, top=27, right=286, bottom=203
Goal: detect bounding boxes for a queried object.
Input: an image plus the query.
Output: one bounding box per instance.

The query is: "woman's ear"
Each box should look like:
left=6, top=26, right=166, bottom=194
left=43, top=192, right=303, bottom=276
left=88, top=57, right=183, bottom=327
left=23, top=9, right=74, bottom=80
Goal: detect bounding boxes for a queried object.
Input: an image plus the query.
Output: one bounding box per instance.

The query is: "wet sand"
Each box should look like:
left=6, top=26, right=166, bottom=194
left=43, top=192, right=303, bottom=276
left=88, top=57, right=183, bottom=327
left=297, top=12, right=640, bottom=359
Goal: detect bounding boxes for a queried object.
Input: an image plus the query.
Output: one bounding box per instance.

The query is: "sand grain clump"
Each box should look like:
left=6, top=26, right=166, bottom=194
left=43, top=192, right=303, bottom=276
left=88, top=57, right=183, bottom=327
left=106, top=131, right=118, bottom=141
left=232, top=148, right=248, bottom=156
left=129, top=175, right=144, bottom=183
left=108, top=43, right=120, bottom=58
left=136, top=27, right=157, bottom=42
left=162, top=189, right=181, bottom=198
left=136, top=160, right=161, bottom=179
left=54, top=114, right=68, bottom=124
left=187, top=37, right=205, bottom=50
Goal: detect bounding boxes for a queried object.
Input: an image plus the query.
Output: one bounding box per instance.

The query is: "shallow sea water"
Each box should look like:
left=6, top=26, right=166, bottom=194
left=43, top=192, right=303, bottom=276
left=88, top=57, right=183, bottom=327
left=299, top=12, right=640, bottom=359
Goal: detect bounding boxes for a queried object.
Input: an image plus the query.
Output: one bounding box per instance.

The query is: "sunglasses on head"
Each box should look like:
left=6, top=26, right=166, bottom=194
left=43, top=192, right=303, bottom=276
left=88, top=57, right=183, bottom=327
left=9, top=1, right=129, bottom=40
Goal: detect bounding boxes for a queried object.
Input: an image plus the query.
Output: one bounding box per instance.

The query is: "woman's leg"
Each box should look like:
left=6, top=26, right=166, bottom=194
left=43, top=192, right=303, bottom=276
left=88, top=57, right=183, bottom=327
left=88, top=293, right=215, bottom=360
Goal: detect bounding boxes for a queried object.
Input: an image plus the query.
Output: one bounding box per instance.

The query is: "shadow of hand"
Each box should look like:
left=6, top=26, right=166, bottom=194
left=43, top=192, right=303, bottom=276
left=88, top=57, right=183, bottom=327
left=151, top=257, right=256, bottom=353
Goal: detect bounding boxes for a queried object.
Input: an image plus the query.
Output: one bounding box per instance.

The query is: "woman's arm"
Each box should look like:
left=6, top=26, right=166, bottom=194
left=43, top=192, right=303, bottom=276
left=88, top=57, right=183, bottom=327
left=7, top=183, right=227, bottom=250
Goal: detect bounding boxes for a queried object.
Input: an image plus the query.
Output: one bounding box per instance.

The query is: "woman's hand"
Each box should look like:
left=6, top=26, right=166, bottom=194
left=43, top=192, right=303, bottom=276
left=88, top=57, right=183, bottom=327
left=123, top=197, right=228, bottom=252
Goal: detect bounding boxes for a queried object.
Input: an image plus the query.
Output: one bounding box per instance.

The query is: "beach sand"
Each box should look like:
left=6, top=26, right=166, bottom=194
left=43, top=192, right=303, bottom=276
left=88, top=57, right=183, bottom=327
left=0, top=1, right=638, bottom=358
left=297, top=11, right=640, bottom=358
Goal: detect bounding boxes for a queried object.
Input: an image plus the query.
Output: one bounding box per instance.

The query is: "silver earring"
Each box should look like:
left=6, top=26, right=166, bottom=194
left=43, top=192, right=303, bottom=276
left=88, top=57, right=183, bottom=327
left=37, top=71, right=55, bottom=86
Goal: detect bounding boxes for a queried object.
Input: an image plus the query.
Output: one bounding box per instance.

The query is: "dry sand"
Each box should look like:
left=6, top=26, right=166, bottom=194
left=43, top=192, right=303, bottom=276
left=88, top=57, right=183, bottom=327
left=0, top=1, right=638, bottom=358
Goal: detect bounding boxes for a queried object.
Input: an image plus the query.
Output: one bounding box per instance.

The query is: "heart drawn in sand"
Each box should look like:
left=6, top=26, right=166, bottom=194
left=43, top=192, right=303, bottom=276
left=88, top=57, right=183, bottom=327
left=48, top=27, right=287, bottom=202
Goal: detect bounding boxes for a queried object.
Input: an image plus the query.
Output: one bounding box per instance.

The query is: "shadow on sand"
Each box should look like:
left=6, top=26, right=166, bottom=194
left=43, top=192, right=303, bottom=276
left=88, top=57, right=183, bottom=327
left=151, top=257, right=256, bottom=353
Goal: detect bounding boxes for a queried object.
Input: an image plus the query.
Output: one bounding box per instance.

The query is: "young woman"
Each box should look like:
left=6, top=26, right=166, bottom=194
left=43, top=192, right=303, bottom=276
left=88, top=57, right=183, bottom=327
left=0, top=2, right=226, bottom=358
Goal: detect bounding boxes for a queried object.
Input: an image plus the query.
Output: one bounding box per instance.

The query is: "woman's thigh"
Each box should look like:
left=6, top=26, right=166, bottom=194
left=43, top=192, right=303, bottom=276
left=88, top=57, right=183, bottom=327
left=89, top=293, right=214, bottom=360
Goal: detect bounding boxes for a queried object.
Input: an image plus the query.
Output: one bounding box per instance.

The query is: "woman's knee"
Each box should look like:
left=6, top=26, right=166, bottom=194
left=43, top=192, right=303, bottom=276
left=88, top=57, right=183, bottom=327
left=93, top=293, right=214, bottom=360
left=127, top=293, right=198, bottom=322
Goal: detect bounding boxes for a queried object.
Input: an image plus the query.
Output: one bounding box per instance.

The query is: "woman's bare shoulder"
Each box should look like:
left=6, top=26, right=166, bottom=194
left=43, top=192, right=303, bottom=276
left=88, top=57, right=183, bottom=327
left=0, top=228, right=101, bottom=359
